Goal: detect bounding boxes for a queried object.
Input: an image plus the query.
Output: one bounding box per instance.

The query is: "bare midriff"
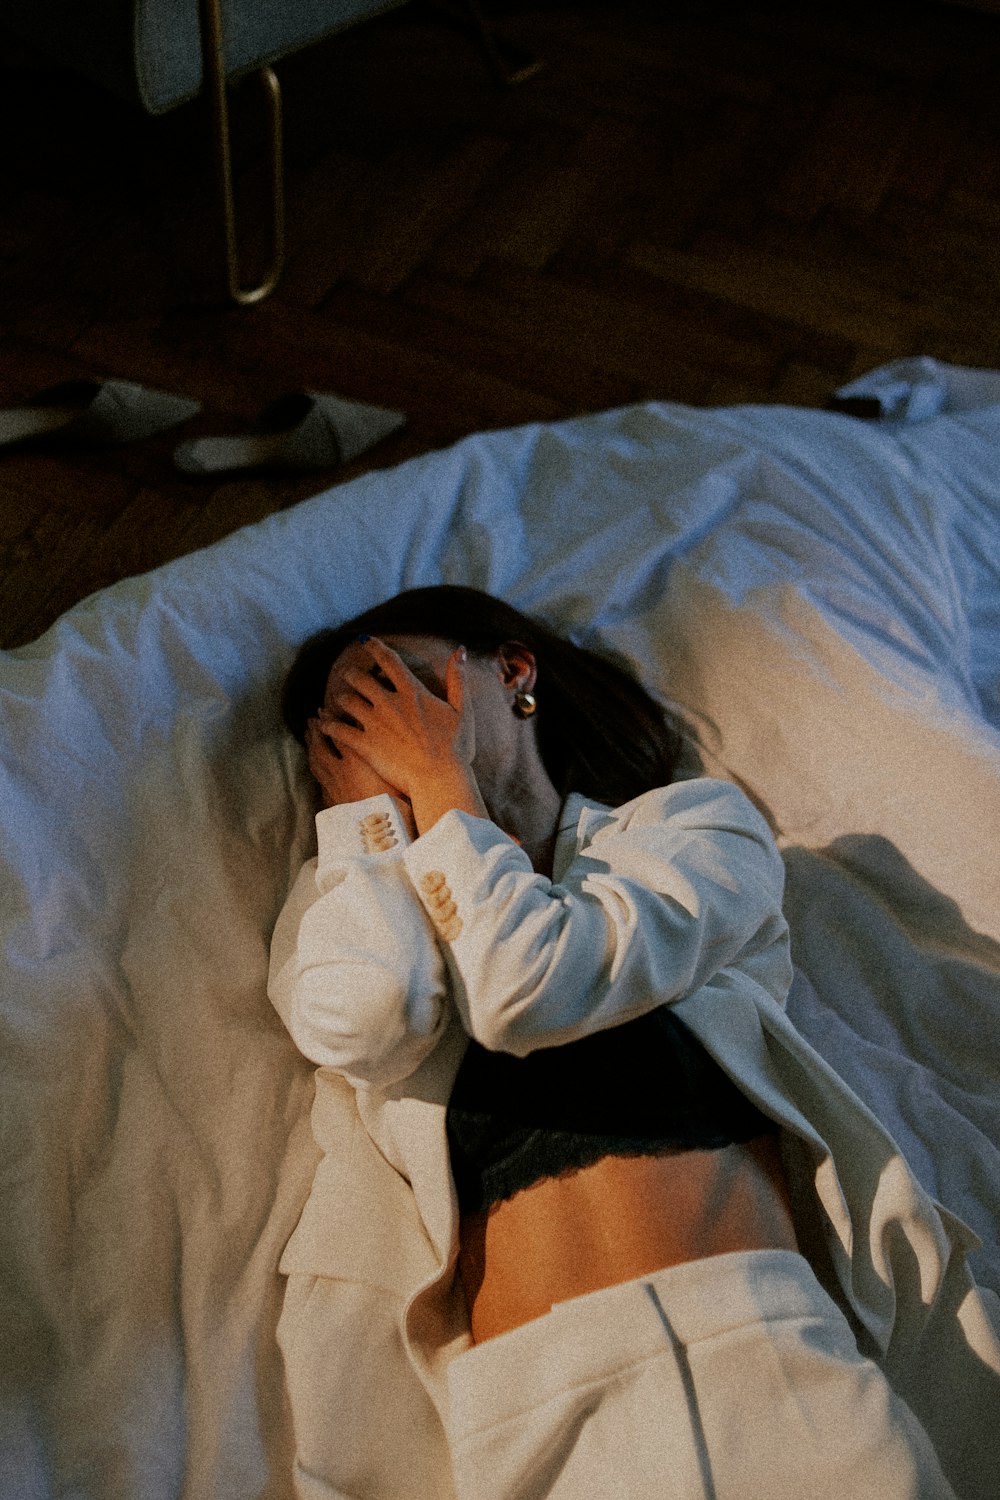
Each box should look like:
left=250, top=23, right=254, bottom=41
left=458, top=1133, right=799, bottom=1345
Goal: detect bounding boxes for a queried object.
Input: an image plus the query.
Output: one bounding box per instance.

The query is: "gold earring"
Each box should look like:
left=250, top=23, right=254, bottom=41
left=513, top=690, right=537, bottom=719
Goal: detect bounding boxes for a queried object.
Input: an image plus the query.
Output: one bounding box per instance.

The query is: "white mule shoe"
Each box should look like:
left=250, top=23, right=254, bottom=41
left=173, top=390, right=406, bottom=475
left=0, top=379, right=201, bottom=448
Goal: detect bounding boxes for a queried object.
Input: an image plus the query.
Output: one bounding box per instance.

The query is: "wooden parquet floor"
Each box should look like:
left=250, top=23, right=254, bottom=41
left=3, top=0, right=1000, bottom=647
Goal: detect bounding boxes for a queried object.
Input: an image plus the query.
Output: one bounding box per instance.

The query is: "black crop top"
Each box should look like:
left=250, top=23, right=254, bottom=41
left=446, top=1006, right=776, bottom=1215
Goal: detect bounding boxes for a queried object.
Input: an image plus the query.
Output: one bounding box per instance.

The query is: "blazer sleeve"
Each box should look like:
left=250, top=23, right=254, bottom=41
left=402, top=777, right=790, bottom=1056
left=267, top=794, right=449, bottom=1089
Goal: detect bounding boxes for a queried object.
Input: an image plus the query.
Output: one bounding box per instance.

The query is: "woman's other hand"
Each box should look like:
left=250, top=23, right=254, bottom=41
left=305, top=716, right=417, bottom=837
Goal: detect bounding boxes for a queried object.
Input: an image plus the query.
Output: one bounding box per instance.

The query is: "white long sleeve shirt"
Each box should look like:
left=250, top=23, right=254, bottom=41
left=268, top=776, right=1000, bottom=1500
left=268, top=777, right=790, bottom=1084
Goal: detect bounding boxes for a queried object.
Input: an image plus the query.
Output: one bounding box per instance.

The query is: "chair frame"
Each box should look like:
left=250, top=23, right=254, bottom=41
left=197, top=0, right=540, bottom=305
left=199, top=0, right=285, bottom=306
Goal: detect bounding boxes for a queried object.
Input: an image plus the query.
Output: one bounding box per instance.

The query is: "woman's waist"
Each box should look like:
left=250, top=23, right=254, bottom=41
left=459, top=1134, right=800, bottom=1344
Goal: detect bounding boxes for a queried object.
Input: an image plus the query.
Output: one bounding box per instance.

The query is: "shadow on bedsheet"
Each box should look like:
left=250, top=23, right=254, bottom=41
left=782, top=833, right=1000, bottom=1296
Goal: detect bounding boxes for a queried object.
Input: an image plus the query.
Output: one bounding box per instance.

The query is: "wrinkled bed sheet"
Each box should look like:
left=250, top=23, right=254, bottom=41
left=1, top=358, right=998, bottom=1499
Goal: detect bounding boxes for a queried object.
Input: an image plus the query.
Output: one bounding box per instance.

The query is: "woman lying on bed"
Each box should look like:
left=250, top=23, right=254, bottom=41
left=268, top=585, right=998, bottom=1500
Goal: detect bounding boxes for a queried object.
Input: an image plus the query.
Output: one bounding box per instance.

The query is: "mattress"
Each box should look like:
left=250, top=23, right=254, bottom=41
left=2, top=356, right=998, bottom=1498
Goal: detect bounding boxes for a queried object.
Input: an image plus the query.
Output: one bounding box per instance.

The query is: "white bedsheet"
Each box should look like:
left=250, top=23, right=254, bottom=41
left=2, top=359, right=998, bottom=1499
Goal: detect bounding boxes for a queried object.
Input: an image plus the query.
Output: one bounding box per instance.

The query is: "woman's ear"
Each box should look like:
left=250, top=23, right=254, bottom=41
left=497, top=641, right=537, bottom=693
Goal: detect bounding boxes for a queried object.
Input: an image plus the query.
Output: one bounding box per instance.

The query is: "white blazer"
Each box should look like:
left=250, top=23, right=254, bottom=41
left=269, top=777, right=1000, bottom=1499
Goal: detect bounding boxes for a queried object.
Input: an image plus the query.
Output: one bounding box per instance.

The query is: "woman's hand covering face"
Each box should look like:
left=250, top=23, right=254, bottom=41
left=318, top=637, right=476, bottom=809
left=304, top=715, right=405, bottom=810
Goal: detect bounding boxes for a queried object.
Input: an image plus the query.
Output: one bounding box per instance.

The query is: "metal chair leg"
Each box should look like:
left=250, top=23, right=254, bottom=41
left=427, top=0, right=544, bottom=87
left=199, top=0, right=285, bottom=305
left=458, top=0, right=544, bottom=86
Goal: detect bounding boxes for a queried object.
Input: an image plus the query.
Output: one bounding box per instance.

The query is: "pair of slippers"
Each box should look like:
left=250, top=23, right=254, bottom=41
left=0, top=379, right=406, bottom=474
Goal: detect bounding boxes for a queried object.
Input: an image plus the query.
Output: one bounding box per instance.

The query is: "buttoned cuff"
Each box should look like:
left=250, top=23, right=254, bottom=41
left=414, top=865, right=464, bottom=943
left=315, top=795, right=413, bottom=883
left=404, top=809, right=528, bottom=945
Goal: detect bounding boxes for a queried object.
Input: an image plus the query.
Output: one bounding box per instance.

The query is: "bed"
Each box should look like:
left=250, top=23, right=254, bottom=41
left=2, top=356, right=999, bottom=1498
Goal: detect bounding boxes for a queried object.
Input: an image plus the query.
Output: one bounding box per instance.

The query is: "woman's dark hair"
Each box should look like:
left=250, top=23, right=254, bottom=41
left=281, top=586, right=690, bottom=806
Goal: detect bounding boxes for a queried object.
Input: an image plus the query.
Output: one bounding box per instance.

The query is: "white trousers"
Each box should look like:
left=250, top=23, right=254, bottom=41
left=446, top=1249, right=956, bottom=1500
